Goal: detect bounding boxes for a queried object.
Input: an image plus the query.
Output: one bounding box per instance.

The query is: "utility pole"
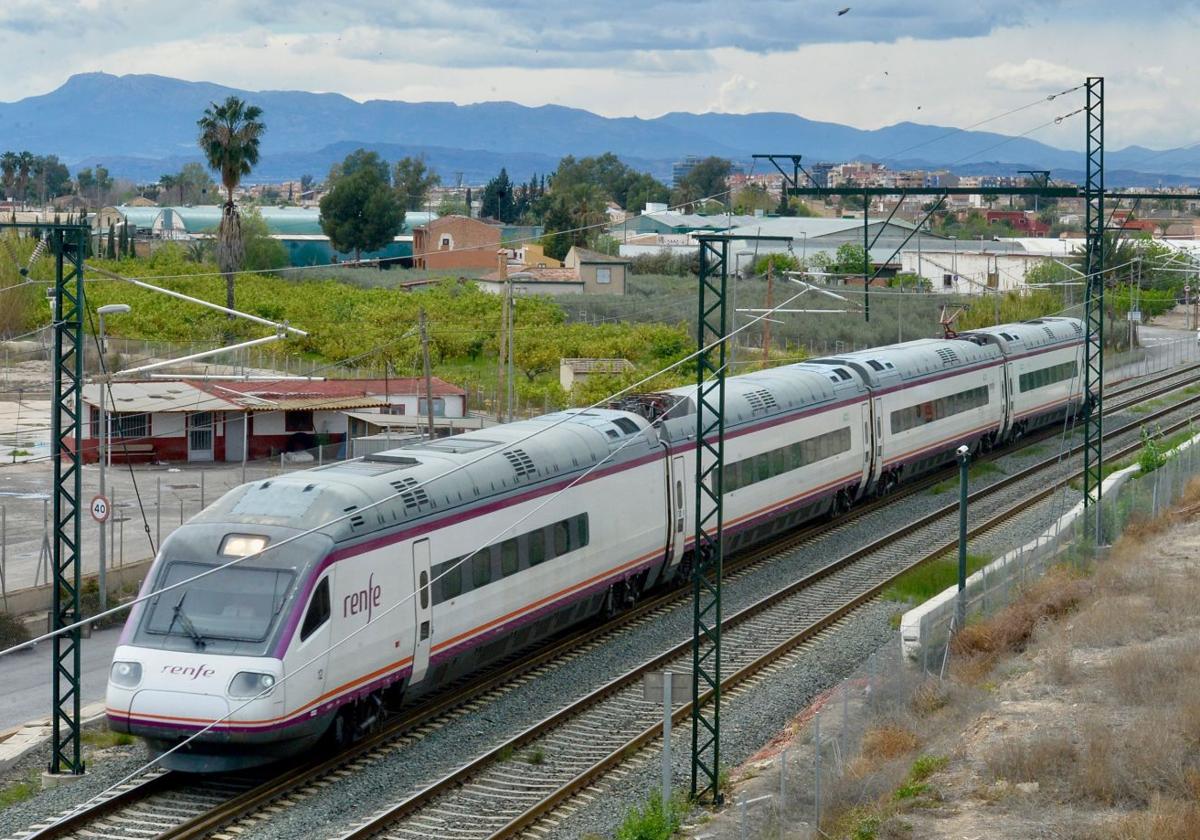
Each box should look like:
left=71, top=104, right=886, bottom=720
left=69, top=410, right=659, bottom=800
left=507, top=280, right=515, bottom=422
left=496, top=280, right=507, bottom=424
left=419, top=308, right=435, bottom=441
left=762, top=260, right=773, bottom=363
left=1082, top=76, right=1105, bottom=539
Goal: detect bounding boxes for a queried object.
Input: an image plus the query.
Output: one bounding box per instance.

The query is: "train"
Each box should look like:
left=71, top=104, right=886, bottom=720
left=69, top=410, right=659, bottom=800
left=106, top=317, right=1084, bottom=771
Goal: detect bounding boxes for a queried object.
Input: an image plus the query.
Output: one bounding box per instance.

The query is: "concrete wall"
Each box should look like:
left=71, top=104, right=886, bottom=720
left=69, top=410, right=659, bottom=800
left=579, top=262, right=627, bottom=295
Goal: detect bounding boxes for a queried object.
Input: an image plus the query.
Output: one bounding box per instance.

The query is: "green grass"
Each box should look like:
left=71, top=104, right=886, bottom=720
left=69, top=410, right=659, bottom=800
left=82, top=726, right=135, bottom=749
left=525, top=746, right=545, bottom=765
left=883, top=554, right=993, bottom=604
left=894, top=755, right=949, bottom=801
left=1129, top=383, right=1200, bottom=414
left=614, top=791, right=684, bottom=840
left=0, top=773, right=39, bottom=808
left=930, top=461, right=1004, bottom=495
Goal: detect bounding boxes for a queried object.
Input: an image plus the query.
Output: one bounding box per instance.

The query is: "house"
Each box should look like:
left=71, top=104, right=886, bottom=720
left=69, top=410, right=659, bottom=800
left=559, top=358, right=634, bottom=391
left=79, top=377, right=466, bottom=464
left=412, top=215, right=501, bottom=271
left=476, top=250, right=626, bottom=296
left=985, top=210, right=1050, bottom=237
left=563, top=247, right=630, bottom=294
left=515, top=243, right=562, bottom=268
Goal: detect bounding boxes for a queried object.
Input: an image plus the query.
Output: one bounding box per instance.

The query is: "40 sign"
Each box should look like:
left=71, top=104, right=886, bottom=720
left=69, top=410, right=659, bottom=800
left=90, top=495, right=111, bottom=524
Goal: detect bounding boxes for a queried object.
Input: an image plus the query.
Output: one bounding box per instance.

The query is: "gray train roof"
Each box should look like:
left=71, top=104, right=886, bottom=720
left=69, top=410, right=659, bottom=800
left=960, top=317, right=1084, bottom=353
left=656, top=362, right=867, bottom=439
left=806, top=336, right=1003, bottom=388
left=195, top=409, right=657, bottom=542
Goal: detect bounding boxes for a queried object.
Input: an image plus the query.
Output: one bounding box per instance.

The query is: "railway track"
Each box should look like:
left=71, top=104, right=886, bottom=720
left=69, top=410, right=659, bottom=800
left=14, top=363, right=1200, bottom=840
left=331, top=383, right=1200, bottom=840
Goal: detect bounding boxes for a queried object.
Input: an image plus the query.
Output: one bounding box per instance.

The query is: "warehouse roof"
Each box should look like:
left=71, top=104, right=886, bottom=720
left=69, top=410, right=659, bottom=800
left=115, top=206, right=436, bottom=237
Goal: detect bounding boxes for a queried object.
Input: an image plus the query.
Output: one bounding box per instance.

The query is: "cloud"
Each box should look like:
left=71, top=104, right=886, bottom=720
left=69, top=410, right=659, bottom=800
left=986, top=59, right=1082, bottom=91
left=712, top=74, right=758, bottom=112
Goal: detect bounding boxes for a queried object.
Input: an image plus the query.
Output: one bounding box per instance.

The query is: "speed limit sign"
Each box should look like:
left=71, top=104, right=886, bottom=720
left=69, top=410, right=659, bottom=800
left=90, top=495, right=110, bottom=524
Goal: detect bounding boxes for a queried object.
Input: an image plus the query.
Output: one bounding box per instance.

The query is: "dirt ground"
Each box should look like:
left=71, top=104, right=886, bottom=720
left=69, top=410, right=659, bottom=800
left=691, top=488, right=1200, bottom=840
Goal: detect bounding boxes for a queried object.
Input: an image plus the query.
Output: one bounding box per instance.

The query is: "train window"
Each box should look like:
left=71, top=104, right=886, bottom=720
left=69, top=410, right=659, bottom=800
left=553, top=521, right=570, bottom=556
left=473, top=552, right=492, bottom=588
left=723, top=427, right=851, bottom=495
left=771, top=448, right=786, bottom=477
left=1019, top=361, right=1077, bottom=393
left=300, top=578, right=330, bottom=642
left=575, top=514, right=589, bottom=549
left=501, top=539, right=519, bottom=576
left=440, top=562, right=462, bottom=601
left=418, top=571, right=429, bottom=610
left=613, top=417, right=640, bottom=435
left=890, top=385, right=989, bottom=433
left=528, top=532, right=546, bottom=566
left=754, top=453, right=770, bottom=482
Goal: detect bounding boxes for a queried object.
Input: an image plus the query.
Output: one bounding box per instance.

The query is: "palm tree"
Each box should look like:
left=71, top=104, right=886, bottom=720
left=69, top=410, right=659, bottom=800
left=197, top=96, right=265, bottom=313
left=15, top=151, right=33, bottom=207
left=159, top=174, right=178, bottom=205
left=0, top=152, right=17, bottom=201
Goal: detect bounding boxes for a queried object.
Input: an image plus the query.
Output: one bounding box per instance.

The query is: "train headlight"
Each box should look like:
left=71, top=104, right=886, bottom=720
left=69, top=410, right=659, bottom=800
left=110, top=661, right=142, bottom=688
left=228, top=671, right=276, bottom=699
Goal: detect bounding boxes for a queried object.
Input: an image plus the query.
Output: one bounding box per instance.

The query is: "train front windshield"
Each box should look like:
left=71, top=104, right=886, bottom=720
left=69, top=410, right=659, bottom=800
left=141, top=561, right=296, bottom=652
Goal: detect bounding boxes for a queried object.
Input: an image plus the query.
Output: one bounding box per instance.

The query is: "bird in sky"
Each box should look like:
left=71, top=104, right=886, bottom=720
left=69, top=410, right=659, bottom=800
left=837, top=6, right=851, bottom=15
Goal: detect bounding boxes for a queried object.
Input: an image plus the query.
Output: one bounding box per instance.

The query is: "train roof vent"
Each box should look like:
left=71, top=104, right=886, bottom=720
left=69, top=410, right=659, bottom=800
left=744, top=389, right=775, bottom=415
left=1071, top=321, right=1083, bottom=336
left=503, top=448, right=537, bottom=479
left=867, top=360, right=884, bottom=371
left=1043, top=326, right=1057, bottom=341
left=343, top=504, right=366, bottom=530
left=390, top=476, right=430, bottom=512
left=936, top=347, right=959, bottom=367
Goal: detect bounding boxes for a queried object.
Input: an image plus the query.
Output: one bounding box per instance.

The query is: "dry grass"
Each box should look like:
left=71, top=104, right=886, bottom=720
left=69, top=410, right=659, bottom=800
left=984, top=733, right=1078, bottom=785
left=859, top=724, right=920, bottom=763
left=1089, top=795, right=1200, bottom=840
left=1106, top=642, right=1200, bottom=705
left=950, top=565, right=1089, bottom=662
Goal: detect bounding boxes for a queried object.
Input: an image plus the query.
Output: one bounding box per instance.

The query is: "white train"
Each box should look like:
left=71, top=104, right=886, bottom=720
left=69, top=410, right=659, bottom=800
left=106, top=318, right=1083, bottom=771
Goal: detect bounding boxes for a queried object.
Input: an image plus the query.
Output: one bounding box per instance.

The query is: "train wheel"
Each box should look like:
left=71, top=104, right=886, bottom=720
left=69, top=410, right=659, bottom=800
left=832, top=489, right=852, bottom=517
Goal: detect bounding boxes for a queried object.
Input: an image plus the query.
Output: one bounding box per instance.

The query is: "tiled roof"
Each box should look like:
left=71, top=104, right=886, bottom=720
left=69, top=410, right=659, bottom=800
left=481, top=268, right=583, bottom=282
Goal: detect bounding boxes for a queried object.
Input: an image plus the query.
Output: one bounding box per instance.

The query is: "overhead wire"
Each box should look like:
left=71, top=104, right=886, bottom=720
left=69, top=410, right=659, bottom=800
left=0, top=280, right=816, bottom=659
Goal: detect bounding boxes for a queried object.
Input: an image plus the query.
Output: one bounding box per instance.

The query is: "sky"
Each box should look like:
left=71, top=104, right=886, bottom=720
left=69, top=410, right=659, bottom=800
left=0, top=0, right=1196, bottom=151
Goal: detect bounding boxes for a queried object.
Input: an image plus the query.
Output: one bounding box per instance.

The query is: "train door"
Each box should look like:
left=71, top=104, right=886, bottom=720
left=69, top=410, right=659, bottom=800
left=293, top=573, right=332, bottom=706
left=859, top=403, right=873, bottom=489
left=871, top=397, right=885, bottom=482
left=411, top=539, right=433, bottom=684
left=670, top=455, right=687, bottom=563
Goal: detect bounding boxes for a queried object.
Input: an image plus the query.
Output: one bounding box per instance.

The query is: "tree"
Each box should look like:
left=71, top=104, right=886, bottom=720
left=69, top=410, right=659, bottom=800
left=327, top=149, right=389, bottom=186
left=76, top=168, right=96, bottom=199
left=240, top=209, right=289, bottom=272
left=15, top=151, right=33, bottom=205
left=319, top=151, right=404, bottom=261
left=0, top=152, right=16, bottom=199
left=551, top=153, right=668, bottom=212
left=197, top=95, right=266, bottom=313
left=670, top=157, right=732, bottom=211
left=175, top=162, right=217, bottom=204
left=159, top=173, right=178, bottom=204
left=831, top=242, right=868, bottom=278
left=733, top=184, right=775, bottom=215
left=106, top=224, right=116, bottom=259
left=394, top=156, right=441, bottom=211
left=481, top=168, right=515, bottom=222
left=39, top=156, right=71, bottom=199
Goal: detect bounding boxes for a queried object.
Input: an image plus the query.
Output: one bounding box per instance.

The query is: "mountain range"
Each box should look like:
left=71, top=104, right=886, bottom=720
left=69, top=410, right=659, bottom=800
left=3, top=72, right=1198, bottom=188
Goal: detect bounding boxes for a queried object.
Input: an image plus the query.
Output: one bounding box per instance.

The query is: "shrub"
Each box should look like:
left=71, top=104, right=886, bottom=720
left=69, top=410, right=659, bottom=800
left=0, top=611, right=30, bottom=648
left=614, top=792, right=681, bottom=840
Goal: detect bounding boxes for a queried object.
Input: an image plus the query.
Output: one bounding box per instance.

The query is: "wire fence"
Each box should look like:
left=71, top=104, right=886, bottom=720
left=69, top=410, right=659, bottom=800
left=698, top=432, right=1200, bottom=839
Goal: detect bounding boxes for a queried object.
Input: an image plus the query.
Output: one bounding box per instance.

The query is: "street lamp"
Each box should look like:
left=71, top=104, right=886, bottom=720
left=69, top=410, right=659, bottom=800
left=950, top=236, right=958, bottom=289
left=96, top=303, right=130, bottom=611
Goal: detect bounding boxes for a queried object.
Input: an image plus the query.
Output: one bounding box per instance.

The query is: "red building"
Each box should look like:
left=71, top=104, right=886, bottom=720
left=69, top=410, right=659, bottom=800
left=985, top=210, right=1050, bottom=237
left=80, top=377, right=466, bottom=464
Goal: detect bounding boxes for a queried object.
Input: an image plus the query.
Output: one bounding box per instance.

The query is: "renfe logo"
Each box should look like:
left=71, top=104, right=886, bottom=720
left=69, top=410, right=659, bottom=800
left=344, top=573, right=382, bottom=623
left=161, top=664, right=216, bottom=680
